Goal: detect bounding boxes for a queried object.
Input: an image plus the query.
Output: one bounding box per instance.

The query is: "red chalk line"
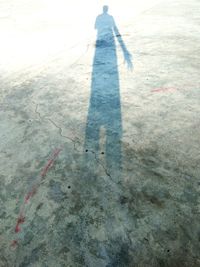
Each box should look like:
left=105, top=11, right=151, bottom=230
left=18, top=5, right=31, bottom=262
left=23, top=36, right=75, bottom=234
left=151, top=87, right=177, bottom=93
left=11, top=147, right=62, bottom=248
left=15, top=213, right=25, bottom=233
left=41, top=148, right=62, bottom=177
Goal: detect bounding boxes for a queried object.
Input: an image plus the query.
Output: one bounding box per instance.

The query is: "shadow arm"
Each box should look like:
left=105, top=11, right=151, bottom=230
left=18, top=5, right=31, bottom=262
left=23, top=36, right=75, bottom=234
left=113, top=25, right=133, bottom=70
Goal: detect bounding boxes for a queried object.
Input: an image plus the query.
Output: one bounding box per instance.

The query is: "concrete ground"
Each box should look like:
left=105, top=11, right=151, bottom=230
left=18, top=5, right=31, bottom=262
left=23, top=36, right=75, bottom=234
left=0, top=0, right=200, bottom=266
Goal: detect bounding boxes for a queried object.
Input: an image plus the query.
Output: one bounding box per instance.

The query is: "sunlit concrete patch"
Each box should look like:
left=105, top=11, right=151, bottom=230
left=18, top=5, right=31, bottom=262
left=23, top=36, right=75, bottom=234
left=0, top=0, right=164, bottom=74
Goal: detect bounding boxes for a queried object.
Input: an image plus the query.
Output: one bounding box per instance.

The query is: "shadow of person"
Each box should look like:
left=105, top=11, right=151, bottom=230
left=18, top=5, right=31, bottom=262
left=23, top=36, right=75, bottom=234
left=84, top=5, right=132, bottom=179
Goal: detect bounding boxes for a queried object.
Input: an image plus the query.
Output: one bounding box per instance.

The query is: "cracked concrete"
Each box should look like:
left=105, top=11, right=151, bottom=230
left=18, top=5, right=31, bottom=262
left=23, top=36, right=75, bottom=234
left=0, top=0, right=200, bottom=266
left=34, top=102, right=111, bottom=180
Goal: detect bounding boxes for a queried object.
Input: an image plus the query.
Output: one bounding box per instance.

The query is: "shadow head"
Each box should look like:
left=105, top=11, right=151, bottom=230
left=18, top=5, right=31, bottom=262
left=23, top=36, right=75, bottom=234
left=103, top=5, right=109, bottom=13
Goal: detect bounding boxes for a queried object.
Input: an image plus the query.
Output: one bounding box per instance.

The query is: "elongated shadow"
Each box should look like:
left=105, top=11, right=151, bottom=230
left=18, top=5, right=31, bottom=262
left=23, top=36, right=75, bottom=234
left=84, top=6, right=132, bottom=175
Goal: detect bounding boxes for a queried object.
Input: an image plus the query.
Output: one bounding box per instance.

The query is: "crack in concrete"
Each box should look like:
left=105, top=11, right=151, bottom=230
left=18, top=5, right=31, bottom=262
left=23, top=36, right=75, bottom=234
left=34, top=103, right=42, bottom=120
left=85, top=149, right=122, bottom=187
left=34, top=103, right=81, bottom=153
left=87, top=149, right=111, bottom=178
left=33, top=102, right=114, bottom=180
left=69, top=42, right=91, bottom=68
left=48, top=118, right=81, bottom=153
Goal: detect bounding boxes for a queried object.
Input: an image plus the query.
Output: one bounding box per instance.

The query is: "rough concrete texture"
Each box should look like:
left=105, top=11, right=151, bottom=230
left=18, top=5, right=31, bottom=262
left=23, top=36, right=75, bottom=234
left=0, top=0, right=200, bottom=266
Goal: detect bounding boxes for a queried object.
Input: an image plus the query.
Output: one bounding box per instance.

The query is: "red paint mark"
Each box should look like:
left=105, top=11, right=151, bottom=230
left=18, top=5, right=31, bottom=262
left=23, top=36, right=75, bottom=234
left=15, top=213, right=25, bottom=233
left=25, top=187, right=37, bottom=204
left=41, top=158, right=55, bottom=177
left=41, top=148, right=62, bottom=178
left=11, top=240, right=18, bottom=248
left=11, top=147, right=62, bottom=248
left=151, top=87, right=177, bottom=93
